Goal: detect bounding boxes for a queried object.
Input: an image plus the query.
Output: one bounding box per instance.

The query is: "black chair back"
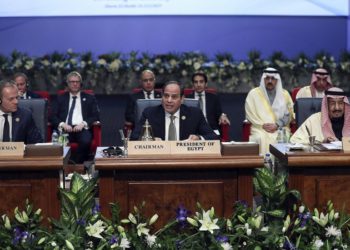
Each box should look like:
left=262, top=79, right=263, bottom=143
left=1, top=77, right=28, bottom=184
left=18, top=99, right=48, bottom=141
left=294, top=98, right=322, bottom=127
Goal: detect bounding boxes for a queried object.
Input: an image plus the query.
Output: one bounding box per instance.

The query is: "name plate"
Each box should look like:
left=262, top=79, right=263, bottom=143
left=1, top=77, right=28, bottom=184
left=128, top=140, right=221, bottom=157
left=342, top=137, right=350, bottom=152
left=0, top=142, right=25, bottom=158
left=128, top=141, right=171, bottom=156
left=170, top=140, right=221, bottom=156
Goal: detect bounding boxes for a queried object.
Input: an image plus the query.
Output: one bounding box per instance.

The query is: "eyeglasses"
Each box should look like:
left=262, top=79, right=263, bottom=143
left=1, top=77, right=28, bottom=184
left=68, top=80, right=81, bottom=84
left=142, top=78, right=155, bottom=83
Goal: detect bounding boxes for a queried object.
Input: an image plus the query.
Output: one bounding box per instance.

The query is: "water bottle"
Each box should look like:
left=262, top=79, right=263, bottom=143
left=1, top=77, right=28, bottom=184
left=264, top=153, right=273, bottom=171
left=277, top=127, right=284, bottom=143
left=51, top=130, right=59, bottom=144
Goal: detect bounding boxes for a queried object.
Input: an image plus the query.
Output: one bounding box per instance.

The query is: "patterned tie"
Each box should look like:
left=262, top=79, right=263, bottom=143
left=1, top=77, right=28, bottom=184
left=168, top=115, right=177, bottom=141
left=198, top=93, right=204, bottom=111
left=3, top=114, right=10, bottom=142
left=67, top=96, right=77, bottom=126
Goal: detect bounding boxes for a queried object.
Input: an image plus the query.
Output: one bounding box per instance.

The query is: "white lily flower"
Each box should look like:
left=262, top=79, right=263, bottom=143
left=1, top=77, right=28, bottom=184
left=136, top=223, right=150, bottom=236
left=149, top=214, right=159, bottom=225
left=85, top=220, right=106, bottom=239
left=325, top=225, right=341, bottom=237
left=198, top=210, right=220, bottom=234
left=119, top=237, right=131, bottom=249
left=221, top=242, right=233, bottom=250
left=128, top=213, right=137, bottom=224
left=187, top=217, right=198, bottom=227
left=97, top=59, right=107, bottom=66
left=314, top=239, right=324, bottom=249
left=146, top=234, right=157, bottom=247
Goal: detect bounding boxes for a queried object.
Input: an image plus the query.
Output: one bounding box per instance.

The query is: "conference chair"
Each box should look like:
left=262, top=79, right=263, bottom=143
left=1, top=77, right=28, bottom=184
left=33, top=90, right=50, bottom=102
left=294, top=97, right=322, bottom=127
left=184, top=88, right=230, bottom=142
left=291, top=87, right=301, bottom=102
left=18, top=99, right=48, bottom=142
left=48, top=90, right=101, bottom=155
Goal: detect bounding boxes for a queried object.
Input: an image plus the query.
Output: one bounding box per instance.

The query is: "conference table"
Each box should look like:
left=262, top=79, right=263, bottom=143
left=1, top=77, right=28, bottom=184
left=270, top=143, right=350, bottom=213
left=0, top=147, right=70, bottom=220
left=95, top=148, right=263, bottom=226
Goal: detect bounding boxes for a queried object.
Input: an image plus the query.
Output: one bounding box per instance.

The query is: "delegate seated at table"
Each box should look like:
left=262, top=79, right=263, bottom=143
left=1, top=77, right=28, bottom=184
left=290, top=87, right=350, bottom=144
left=130, top=81, right=219, bottom=141
left=0, top=80, right=42, bottom=143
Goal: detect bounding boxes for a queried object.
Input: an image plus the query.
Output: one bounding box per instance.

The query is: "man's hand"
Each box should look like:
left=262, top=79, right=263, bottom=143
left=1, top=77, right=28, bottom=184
left=219, top=113, right=231, bottom=125
left=187, top=134, right=200, bottom=140
left=262, top=123, right=278, bottom=133
left=72, top=123, right=85, bottom=132
left=323, top=136, right=337, bottom=143
left=61, top=123, right=73, bottom=133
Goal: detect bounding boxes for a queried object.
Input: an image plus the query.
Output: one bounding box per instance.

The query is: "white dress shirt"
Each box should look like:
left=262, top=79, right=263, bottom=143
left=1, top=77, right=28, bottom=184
left=143, top=90, right=155, bottom=99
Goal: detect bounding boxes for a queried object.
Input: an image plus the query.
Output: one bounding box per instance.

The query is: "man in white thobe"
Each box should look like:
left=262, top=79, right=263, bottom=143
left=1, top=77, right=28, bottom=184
left=296, top=68, right=333, bottom=99
left=291, top=87, right=350, bottom=144
left=245, top=67, right=294, bottom=154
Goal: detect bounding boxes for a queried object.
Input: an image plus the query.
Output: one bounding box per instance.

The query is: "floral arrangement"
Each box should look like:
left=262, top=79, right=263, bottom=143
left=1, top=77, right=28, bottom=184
left=1, top=169, right=350, bottom=249
left=0, top=50, right=349, bottom=94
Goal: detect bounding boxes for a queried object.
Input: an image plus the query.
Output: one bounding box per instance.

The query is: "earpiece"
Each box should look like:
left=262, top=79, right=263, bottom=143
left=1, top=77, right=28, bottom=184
left=0, top=99, right=2, bottom=104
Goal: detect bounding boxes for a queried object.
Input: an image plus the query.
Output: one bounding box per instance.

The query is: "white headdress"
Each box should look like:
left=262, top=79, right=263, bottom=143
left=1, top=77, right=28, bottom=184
left=259, top=67, right=288, bottom=120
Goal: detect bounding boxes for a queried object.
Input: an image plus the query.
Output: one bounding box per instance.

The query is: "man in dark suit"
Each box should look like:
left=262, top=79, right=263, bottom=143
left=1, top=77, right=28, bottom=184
left=124, top=69, right=162, bottom=129
left=51, top=71, right=100, bottom=163
left=131, top=81, right=218, bottom=141
left=0, top=80, right=42, bottom=143
left=187, top=72, right=230, bottom=134
left=13, top=72, right=41, bottom=99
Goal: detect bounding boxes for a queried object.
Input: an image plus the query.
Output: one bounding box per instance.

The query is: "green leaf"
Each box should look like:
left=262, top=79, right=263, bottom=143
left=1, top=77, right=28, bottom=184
left=70, top=173, right=86, bottom=194
left=266, top=209, right=285, bottom=218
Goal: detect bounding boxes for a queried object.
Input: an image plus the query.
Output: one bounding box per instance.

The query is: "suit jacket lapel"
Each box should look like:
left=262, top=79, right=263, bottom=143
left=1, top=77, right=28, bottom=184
left=80, top=92, right=87, bottom=120
left=158, top=106, right=166, bottom=140
left=11, top=112, right=20, bottom=141
left=62, top=93, right=70, bottom=117
left=179, top=105, right=188, bottom=140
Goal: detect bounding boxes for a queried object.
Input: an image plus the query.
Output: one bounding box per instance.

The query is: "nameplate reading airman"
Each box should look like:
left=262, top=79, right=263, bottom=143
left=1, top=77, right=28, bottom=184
left=342, top=137, right=350, bottom=152
left=128, top=141, right=171, bottom=157
left=170, top=140, right=221, bottom=156
left=0, top=142, right=25, bottom=158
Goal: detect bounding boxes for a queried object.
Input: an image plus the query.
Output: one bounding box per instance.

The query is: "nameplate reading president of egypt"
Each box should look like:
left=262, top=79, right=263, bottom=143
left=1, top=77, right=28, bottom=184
left=128, top=140, right=221, bottom=157
left=0, top=142, right=25, bottom=158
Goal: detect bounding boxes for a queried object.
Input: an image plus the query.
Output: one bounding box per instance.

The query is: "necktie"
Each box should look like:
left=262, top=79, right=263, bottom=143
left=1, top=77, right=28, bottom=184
left=3, top=114, right=10, bottom=142
left=146, top=91, right=151, bottom=99
left=67, top=96, right=77, bottom=126
left=168, top=115, right=177, bottom=141
left=198, top=93, right=204, bottom=111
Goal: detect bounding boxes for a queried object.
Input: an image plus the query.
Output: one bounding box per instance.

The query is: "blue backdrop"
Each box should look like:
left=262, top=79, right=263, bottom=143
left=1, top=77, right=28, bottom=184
left=0, top=15, right=348, bottom=59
